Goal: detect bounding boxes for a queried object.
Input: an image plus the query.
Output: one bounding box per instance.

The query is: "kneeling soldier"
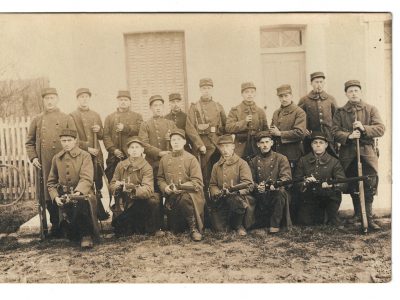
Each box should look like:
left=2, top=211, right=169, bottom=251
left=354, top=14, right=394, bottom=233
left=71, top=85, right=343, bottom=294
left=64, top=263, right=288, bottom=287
left=209, top=134, right=255, bottom=236
left=47, top=129, right=99, bottom=249
left=110, top=136, right=160, bottom=237
left=294, top=132, right=347, bottom=227
left=157, top=129, right=205, bottom=241
left=248, top=131, right=292, bottom=233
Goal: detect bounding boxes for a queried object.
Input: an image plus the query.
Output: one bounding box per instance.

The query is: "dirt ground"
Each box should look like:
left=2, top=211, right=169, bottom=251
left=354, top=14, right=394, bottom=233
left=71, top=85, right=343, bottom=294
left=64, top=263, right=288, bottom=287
left=0, top=220, right=391, bottom=283
left=0, top=199, right=37, bottom=233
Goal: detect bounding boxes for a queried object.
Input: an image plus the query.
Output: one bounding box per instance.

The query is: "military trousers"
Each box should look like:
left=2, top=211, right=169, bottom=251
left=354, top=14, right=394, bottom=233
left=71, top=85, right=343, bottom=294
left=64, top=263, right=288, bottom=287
left=253, top=190, right=287, bottom=229
left=165, top=192, right=196, bottom=233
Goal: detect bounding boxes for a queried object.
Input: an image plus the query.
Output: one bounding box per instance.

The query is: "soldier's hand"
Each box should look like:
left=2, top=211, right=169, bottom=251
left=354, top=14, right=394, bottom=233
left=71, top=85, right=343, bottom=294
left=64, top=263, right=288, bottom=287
left=73, top=191, right=82, bottom=196
left=270, top=126, right=281, bottom=137
left=92, top=125, right=100, bottom=133
left=304, top=129, right=311, bottom=136
left=116, top=123, right=124, bottom=132
left=245, top=115, right=253, bottom=123
left=257, top=183, right=266, bottom=193
left=165, top=185, right=173, bottom=195
left=321, top=182, right=333, bottom=189
left=348, top=130, right=361, bottom=140
left=32, top=158, right=42, bottom=169
left=305, top=175, right=317, bottom=183
left=199, top=146, right=207, bottom=154
left=55, top=197, right=63, bottom=206
left=88, top=147, right=99, bottom=156
left=353, top=121, right=365, bottom=132
left=114, top=149, right=124, bottom=158
left=269, top=184, right=276, bottom=191
left=159, top=151, right=170, bottom=157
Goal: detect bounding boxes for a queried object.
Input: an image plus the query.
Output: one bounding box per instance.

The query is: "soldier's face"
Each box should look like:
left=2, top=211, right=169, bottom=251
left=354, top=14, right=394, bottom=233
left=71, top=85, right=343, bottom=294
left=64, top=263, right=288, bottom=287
left=117, top=97, right=131, bottom=109
left=169, top=99, right=182, bottom=113
left=242, top=88, right=256, bottom=102
left=311, top=78, right=325, bottom=93
left=346, top=86, right=362, bottom=102
left=278, top=93, right=293, bottom=107
left=170, top=135, right=186, bottom=151
left=60, top=136, right=77, bottom=152
left=220, top=143, right=235, bottom=157
left=151, top=100, right=164, bottom=117
left=127, top=143, right=144, bottom=158
left=43, top=94, right=59, bottom=110
left=257, top=137, right=273, bottom=153
left=200, top=85, right=213, bottom=98
left=77, top=93, right=91, bottom=109
left=311, top=139, right=328, bottom=155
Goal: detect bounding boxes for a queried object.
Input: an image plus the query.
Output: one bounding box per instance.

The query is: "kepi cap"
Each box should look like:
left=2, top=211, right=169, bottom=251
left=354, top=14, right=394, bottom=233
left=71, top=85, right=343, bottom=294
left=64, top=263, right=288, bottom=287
left=41, top=88, right=58, bottom=98
left=199, top=78, right=213, bottom=87
left=310, top=72, right=325, bottom=81
left=59, top=128, right=77, bottom=138
left=149, top=95, right=164, bottom=106
left=217, top=134, right=235, bottom=145
left=344, top=80, right=362, bottom=92
left=117, top=90, right=131, bottom=100
left=168, top=93, right=182, bottom=101
left=126, top=136, right=145, bottom=148
left=241, top=82, right=256, bottom=93
left=170, top=128, right=186, bottom=139
left=76, top=88, right=91, bottom=98
left=255, top=131, right=273, bottom=142
left=276, top=84, right=292, bottom=96
left=310, top=131, right=328, bottom=142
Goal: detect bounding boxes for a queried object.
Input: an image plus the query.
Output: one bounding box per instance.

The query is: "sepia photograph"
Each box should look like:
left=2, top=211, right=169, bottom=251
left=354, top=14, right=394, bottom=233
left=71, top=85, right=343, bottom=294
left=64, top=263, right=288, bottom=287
left=0, top=11, right=393, bottom=286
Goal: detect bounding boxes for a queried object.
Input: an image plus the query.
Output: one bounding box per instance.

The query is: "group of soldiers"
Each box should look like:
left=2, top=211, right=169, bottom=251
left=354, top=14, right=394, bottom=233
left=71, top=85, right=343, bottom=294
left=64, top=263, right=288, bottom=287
left=25, top=72, right=385, bottom=249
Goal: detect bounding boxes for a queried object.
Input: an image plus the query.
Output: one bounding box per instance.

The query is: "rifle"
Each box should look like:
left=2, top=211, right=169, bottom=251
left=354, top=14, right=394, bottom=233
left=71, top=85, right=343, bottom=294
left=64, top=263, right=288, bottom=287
left=353, top=109, right=369, bottom=233
left=304, top=175, right=376, bottom=191
left=254, top=177, right=304, bottom=193
left=214, top=181, right=251, bottom=200
left=60, top=193, right=90, bottom=205
left=176, top=180, right=200, bottom=192
left=36, top=168, right=48, bottom=240
left=165, top=129, right=171, bottom=151
left=244, top=108, right=254, bottom=161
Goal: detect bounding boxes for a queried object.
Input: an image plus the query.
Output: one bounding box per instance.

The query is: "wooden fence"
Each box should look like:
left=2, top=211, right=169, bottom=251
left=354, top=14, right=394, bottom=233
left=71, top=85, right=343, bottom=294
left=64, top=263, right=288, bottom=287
left=0, top=116, right=35, bottom=200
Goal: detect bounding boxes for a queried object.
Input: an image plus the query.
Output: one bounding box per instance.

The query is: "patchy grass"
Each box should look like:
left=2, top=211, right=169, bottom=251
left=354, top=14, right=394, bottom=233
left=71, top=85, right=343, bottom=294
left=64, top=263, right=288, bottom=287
left=0, top=199, right=37, bottom=233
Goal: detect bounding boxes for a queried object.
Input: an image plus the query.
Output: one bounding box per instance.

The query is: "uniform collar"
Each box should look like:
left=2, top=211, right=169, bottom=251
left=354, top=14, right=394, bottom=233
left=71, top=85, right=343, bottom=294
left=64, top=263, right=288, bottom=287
left=307, top=151, right=331, bottom=165
left=217, top=153, right=240, bottom=166
left=200, top=96, right=213, bottom=103
left=78, top=107, right=90, bottom=112
left=258, top=150, right=274, bottom=159
left=279, top=102, right=296, bottom=114
left=58, top=146, right=81, bottom=158
left=121, top=156, right=147, bottom=170
left=44, top=108, right=60, bottom=114
left=117, top=107, right=130, bottom=113
left=343, top=100, right=365, bottom=112
left=172, top=149, right=184, bottom=157
left=307, top=90, right=329, bottom=100
left=240, top=101, right=257, bottom=113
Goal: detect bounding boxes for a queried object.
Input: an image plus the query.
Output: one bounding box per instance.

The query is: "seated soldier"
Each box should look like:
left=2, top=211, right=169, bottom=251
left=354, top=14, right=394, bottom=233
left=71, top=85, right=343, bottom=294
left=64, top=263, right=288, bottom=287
left=110, top=136, right=161, bottom=237
left=248, top=131, right=292, bottom=233
left=293, top=132, right=347, bottom=227
left=209, top=134, right=255, bottom=236
left=157, top=129, right=205, bottom=241
left=47, top=129, right=100, bottom=249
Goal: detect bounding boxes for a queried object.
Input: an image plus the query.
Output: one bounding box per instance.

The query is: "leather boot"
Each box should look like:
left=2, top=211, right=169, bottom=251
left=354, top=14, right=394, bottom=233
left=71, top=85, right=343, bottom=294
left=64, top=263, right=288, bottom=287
left=187, top=216, right=202, bottom=241
left=366, top=202, right=381, bottom=230
left=232, top=214, right=247, bottom=236
left=347, top=196, right=361, bottom=224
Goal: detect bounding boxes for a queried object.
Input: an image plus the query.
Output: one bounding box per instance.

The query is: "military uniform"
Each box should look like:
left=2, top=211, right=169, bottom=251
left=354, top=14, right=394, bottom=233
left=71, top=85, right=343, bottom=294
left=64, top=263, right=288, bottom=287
left=157, top=130, right=205, bottom=237
left=187, top=79, right=227, bottom=188
left=103, top=91, right=143, bottom=182
left=331, top=80, right=385, bottom=227
left=226, top=82, right=268, bottom=160
left=209, top=135, right=255, bottom=232
left=47, top=129, right=99, bottom=243
left=271, top=85, right=306, bottom=170
left=25, top=88, right=76, bottom=231
left=298, top=72, right=338, bottom=155
left=110, top=138, right=160, bottom=236
left=248, top=135, right=292, bottom=230
left=293, top=133, right=347, bottom=226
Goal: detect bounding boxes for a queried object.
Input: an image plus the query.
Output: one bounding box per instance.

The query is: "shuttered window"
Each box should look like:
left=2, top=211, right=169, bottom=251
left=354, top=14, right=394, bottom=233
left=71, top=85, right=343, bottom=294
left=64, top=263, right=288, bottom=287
left=124, top=31, right=188, bottom=120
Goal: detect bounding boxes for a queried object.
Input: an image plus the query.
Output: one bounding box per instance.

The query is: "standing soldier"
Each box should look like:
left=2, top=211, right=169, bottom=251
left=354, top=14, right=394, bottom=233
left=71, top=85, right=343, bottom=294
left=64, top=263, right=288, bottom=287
left=70, top=88, right=108, bottom=220
left=157, top=129, right=205, bottom=241
left=165, top=93, right=204, bottom=153
left=332, top=80, right=385, bottom=230
left=47, top=129, right=99, bottom=248
left=110, top=137, right=160, bottom=237
left=226, top=82, right=269, bottom=161
left=209, top=134, right=255, bottom=236
left=187, top=78, right=226, bottom=190
left=248, top=131, right=292, bottom=233
left=298, top=72, right=338, bottom=155
left=26, top=87, right=76, bottom=237
left=271, top=84, right=306, bottom=173
left=293, top=132, right=347, bottom=227
left=103, top=90, right=143, bottom=183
